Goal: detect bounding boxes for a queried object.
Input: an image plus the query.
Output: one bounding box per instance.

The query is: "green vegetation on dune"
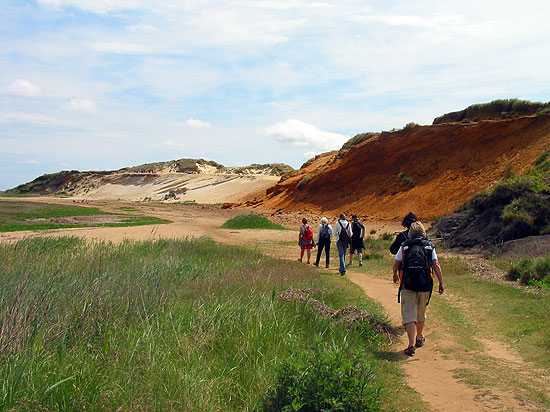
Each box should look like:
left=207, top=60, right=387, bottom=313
left=222, top=214, right=287, bottom=230
left=0, top=237, right=416, bottom=412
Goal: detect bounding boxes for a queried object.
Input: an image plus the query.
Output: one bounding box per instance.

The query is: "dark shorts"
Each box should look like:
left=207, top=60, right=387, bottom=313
left=350, top=237, right=365, bottom=254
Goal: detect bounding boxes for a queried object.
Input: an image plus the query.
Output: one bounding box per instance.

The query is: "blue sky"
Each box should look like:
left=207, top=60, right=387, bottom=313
left=1, top=0, right=550, bottom=190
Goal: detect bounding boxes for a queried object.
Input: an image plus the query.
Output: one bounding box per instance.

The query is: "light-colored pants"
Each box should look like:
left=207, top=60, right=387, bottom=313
left=400, top=289, right=430, bottom=324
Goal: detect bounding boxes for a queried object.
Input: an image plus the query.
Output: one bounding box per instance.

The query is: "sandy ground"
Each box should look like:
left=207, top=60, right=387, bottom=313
left=0, top=197, right=543, bottom=411
left=78, top=173, right=280, bottom=203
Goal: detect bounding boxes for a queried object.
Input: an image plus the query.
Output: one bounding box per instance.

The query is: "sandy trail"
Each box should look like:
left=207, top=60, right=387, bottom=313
left=0, top=198, right=540, bottom=411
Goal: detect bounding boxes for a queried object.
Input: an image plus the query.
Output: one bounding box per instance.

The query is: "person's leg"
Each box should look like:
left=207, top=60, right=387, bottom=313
left=299, top=248, right=305, bottom=262
left=337, top=241, right=346, bottom=273
left=400, top=290, right=417, bottom=354
left=325, top=242, right=331, bottom=267
left=348, top=249, right=353, bottom=266
left=415, top=292, right=430, bottom=346
left=306, top=248, right=311, bottom=263
left=405, top=322, right=416, bottom=348
left=358, top=251, right=363, bottom=266
left=315, top=243, right=324, bottom=266
left=416, top=321, right=425, bottom=343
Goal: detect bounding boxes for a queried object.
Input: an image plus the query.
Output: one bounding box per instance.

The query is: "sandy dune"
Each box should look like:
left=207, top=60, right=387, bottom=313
left=77, top=173, right=280, bottom=203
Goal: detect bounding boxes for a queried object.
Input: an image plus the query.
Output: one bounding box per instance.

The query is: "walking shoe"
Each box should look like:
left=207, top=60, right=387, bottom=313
left=404, top=346, right=416, bottom=356
left=325, top=264, right=329, bottom=268
left=313, top=263, right=319, bottom=267
left=415, top=336, right=425, bottom=348
left=340, top=271, right=346, bottom=276
left=346, top=261, right=352, bottom=266
left=359, top=261, right=363, bottom=267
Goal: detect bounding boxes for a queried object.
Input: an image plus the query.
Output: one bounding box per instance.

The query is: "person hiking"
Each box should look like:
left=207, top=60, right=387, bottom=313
left=314, top=217, right=332, bottom=268
left=392, top=221, right=444, bottom=356
left=298, top=217, right=315, bottom=264
left=390, top=212, right=418, bottom=255
left=334, top=213, right=352, bottom=275
left=348, top=214, right=365, bottom=267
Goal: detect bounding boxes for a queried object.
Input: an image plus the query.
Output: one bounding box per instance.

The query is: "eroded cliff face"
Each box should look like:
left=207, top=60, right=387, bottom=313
left=256, top=114, right=550, bottom=220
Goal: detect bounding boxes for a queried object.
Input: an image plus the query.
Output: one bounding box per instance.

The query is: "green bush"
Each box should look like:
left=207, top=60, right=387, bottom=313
left=221, top=214, right=286, bottom=230
left=397, top=172, right=414, bottom=188
left=261, top=342, right=381, bottom=412
left=534, top=151, right=549, bottom=166
left=508, top=256, right=550, bottom=287
left=380, top=232, right=393, bottom=241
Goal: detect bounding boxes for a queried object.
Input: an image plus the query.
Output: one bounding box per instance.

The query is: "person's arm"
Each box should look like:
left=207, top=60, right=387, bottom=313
left=392, top=247, right=403, bottom=283
left=392, top=259, right=401, bottom=284
left=360, top=224, right=365, bottom=239
left=389, top=232, right=404, bottom=254
left=316, top=225, right=321, bottom=243
left=298, top=226, right=302, bottom=245
left=432, top=259, right=444, bottom=294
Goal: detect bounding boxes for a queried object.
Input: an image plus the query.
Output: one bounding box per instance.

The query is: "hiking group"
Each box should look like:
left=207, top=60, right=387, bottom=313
left=298, top=213, right=364, bottom=275
left=298, top=211, right=445, bottom=357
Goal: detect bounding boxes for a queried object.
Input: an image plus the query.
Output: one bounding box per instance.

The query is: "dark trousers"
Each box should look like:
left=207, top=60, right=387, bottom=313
left=315, top=240, right=331, bottom=266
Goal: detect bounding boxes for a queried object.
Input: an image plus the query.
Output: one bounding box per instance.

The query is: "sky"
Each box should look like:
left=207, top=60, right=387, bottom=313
left=1, top=0, right=550, bottom=190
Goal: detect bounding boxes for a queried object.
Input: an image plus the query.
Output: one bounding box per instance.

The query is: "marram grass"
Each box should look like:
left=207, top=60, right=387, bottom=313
left=0, top=237, right=411, bottom=411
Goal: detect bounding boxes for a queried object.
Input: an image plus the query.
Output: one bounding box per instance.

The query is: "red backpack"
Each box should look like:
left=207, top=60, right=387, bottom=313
left=301, top=225, right=313, bottom=242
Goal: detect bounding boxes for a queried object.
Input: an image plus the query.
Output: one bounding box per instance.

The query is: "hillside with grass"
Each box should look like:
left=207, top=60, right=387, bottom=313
left=433, top=99, right=550, bottom=124
left=256, top=106, right=550, bottom=220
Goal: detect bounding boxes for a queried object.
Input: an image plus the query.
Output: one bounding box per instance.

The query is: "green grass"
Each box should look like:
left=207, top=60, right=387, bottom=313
left=221, top=214, right=287, bottom=230
left=0, top=200, right=170, bottom=232
left=0, top=237, right=422, bottom=412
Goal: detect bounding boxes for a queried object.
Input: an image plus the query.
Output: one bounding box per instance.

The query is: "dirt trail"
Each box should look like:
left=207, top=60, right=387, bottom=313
left=346, top=271, right=526, bottom=412
left=0, top=199, right=541, bottom=411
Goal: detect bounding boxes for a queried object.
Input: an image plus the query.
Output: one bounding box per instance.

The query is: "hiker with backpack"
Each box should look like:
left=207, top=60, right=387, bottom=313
left=392, top=221, right=444, bottom=357
left=348, top=214, right=365, bottom=267
left=314, top=217, right=332, bottom=268
left=334, top=213, right=352, bottom=275
left=298, top=218, right=315, bottom=264
left=390, top=212, right=418, bottom=255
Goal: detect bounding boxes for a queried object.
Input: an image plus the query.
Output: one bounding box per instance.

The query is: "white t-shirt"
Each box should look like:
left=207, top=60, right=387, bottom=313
left=395, top=239, right=438, bottom=261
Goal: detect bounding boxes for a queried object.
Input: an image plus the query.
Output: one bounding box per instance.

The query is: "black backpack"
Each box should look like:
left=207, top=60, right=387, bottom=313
left=338, top=221, right=351, bottom=246
left=399, top=238, right=434, bottom=300
left=351, top=221, right=364, bottom=239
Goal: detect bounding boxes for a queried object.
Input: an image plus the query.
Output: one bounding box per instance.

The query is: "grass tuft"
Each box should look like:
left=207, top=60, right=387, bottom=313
left=221, top=214, right=286, bottom=230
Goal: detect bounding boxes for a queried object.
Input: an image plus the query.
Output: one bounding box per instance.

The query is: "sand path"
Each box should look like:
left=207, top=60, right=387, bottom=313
left=0, top=199, right=542, bottom=411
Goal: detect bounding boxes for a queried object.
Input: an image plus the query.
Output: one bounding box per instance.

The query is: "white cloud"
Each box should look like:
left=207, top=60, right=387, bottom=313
left=125, top=24, right=157, bottom=31
left=69, top=99, right=98, bottom=113
left=0, top=111, right=68, bottom=125
left=2, top=79, right=42, bottom=98
left=17, top=159, right=39, bottom=165
left=90, top=41, right=150, bottom=54
left=184, top=118, right=212, bottom=129
left=266, top=119, right=349, bottom=156
left=162, top=139, right=185, bottom=149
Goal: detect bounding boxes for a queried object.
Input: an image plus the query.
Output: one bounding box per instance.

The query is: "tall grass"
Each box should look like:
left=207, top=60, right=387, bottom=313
left=0, top=237, right=393, bottom=411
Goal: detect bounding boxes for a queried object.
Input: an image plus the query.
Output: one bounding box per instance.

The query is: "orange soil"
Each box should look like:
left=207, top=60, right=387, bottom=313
left=256, top=115, right=550, bottom=220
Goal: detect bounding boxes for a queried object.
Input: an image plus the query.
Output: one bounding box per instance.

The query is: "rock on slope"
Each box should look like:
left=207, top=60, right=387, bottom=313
left=255, top=114, right=550, bottom=220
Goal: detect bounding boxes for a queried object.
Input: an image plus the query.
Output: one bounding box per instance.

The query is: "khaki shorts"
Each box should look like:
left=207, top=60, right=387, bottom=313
left=400, top=289, right=430, bottom=325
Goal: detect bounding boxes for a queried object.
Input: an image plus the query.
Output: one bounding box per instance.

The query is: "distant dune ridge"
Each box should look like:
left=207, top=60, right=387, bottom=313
left=6, top=160, right=294, bottom=203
